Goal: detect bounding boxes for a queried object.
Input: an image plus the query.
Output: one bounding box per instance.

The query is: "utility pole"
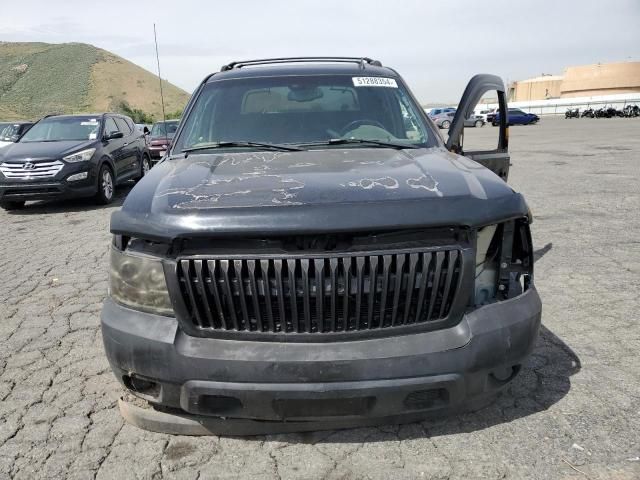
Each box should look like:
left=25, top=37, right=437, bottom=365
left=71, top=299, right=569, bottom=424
left=153, top=23, right=167, bottom=124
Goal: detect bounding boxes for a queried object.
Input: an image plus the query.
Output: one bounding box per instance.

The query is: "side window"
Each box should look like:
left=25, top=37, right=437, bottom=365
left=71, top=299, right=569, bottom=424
left=114, top=117, right=131, bottom=135
left=105, top=118, right=119, bottom=136
left=125, top=117, right=136, bottom=133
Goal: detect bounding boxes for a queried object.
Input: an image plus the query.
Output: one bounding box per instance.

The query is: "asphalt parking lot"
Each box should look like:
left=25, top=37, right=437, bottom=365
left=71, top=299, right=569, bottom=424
left=1, top=116, right=639, bottom=479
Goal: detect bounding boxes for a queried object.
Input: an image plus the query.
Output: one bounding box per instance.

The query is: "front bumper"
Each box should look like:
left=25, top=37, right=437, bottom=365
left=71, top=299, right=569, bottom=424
left=101, top=288, right=541, bottom=433
left=0, top=179, right=96, bottom=202
left=148, top=145, right=168, bottom=159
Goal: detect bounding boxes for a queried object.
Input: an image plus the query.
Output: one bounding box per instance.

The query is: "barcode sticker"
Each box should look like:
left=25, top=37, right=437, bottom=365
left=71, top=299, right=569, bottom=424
left=352, top=77, right=398, bottom=88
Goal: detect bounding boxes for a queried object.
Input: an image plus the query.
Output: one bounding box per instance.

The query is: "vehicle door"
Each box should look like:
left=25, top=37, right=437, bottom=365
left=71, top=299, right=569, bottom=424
left=103, top=117, right=127, bottom=180
left=446, top=74, right=510, bottom=181
left=114, top=117, right=139, bottom=175
left=509, top=109, right=525, bottom=125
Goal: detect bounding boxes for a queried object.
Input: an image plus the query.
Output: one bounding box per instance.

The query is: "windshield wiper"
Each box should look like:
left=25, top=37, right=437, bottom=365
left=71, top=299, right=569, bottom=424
left=182, top=141, right=302, bottom=155
left=297, top=138, right=420, bottom=150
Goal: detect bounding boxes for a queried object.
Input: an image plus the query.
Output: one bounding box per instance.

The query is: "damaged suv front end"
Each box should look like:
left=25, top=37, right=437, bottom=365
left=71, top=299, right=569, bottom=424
left=101, top=58, right=541, bottom=435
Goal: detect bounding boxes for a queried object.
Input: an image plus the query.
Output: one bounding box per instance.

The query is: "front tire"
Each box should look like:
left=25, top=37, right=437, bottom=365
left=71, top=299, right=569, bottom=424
left=474, top=120, right=483, bottom=128
left=136, top=154, right=151, bottom=183
left=95, top=165, right=115, bottom=205
left=0, top=200, right=25, bottom=211
left=441, top=120, right=451, bottom=129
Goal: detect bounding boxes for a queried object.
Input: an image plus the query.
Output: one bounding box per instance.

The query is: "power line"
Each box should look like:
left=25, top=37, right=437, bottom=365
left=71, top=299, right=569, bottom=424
left=153, top=23, right=167, bottom=124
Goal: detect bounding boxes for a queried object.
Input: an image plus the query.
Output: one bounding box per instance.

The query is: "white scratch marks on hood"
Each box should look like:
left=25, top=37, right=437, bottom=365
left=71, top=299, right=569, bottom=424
left=344, top=177, right=399, bottom=190
left=406, top=174, right=443, bottom=197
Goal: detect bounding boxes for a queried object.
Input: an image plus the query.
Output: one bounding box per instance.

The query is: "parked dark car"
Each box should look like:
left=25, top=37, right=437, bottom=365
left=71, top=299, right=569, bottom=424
left=102, top=57, right=540, bottom=435
left=492, top=108, right=539, bottom=126
left=0, top=121, right=34, bottom=149
left=0, top=113, right=151, bottom=210
left=148, top=119, right=180, bottom=161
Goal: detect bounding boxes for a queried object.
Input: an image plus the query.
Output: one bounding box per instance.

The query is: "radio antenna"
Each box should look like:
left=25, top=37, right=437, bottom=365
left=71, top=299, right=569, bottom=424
left=153, top=23, right=167, bottom=124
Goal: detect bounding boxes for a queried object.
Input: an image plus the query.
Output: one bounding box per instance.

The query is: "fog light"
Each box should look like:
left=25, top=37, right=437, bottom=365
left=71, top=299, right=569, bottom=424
left=67, top=172, right=88, bottom=181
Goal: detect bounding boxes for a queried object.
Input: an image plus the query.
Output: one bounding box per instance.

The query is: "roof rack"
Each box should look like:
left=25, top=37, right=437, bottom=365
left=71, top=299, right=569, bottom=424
left=220, top=57, right=382, bottom=72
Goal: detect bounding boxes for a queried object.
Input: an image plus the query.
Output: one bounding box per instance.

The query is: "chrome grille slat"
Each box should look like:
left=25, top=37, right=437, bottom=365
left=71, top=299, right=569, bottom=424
left=176, top=247, right=463, bottom=336
left=0, top=160, right=64, bottom=179
left=314, top=259, right=324, bottom=333
left=367, top=256, right=378, bottom=329
left=391, top=254, right=406, bottom=326
left=206, top=260, right=227, bottom=329
left=329, top=258, right=338, bottom=332
left=259, top=259, right=274, bottom=332
left=233, top=259, right=250, bottom=330
left=426, top=251, right=445, bottom=321
left=378, top=255, right=392, bottom=328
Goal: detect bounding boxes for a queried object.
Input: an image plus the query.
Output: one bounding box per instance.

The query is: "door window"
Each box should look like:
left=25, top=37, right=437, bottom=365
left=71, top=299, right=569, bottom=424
left=105, top=118, right=120, bottom=137
left=114, top=118, right=131, bottom=135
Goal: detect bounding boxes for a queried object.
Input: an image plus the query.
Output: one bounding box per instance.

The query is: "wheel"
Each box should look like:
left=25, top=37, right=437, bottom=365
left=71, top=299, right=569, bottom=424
left=474, top=120, right=483, bottom=128
left=441, top=120, right=451, bottom=129
left=492, top=121, right=498, bottom=127
left=0, top=200, right=25, bottom=211
left=95, top=165, right=115, bottom=204
left=136, top=154, right=151, bottom=183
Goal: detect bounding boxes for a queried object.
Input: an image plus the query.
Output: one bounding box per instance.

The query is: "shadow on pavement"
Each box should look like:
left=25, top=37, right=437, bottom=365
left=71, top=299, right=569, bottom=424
left=534, top=242, right=553, bottom=262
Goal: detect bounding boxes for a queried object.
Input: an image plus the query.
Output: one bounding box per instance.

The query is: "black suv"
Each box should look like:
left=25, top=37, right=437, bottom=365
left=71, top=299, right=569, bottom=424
left=0, top=113, right=151, bottom=209
left=102, top=57, right=541, bottom=435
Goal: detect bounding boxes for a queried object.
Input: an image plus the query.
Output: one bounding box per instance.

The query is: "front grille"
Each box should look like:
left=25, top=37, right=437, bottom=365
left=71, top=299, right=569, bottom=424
left=176, top=248, right=463, bottom=336
left=0, top=160, right=64, bottom=179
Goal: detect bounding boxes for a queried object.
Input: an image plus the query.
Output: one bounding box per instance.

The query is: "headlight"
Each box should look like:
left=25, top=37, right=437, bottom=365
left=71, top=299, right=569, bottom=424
left=109, top=246, right=174, bottom=315
left=474, top=219, right=533, bottom=306
left=474, top=224, right=499, bottom=306
left=63, top=148, right=96, bottom=163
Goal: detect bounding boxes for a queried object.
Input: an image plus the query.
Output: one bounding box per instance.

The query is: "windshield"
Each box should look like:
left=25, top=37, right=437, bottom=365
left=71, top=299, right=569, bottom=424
left=20, top=117, right=101, bottom=142
left=151, top=121, right=179, bottom=138
left=173, top=75, right=435, bottom=153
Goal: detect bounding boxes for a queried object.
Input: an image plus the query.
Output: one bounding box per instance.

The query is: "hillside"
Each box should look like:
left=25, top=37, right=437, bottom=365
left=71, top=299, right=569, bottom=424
left=0, top=42, right=190, bottom=121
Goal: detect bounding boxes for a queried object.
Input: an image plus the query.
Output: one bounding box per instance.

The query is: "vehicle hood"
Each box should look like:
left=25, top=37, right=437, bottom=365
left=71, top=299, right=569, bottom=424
left=112, top=147, right=529, bottom=241
left=0, top=140, right=97, bottom=162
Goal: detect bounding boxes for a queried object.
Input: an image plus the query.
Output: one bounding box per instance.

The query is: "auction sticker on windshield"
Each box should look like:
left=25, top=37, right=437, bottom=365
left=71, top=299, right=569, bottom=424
left=352, top=77, right=398, bottom=88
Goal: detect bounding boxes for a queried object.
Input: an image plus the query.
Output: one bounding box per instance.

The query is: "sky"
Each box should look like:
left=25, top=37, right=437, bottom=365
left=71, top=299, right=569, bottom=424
left=1, top=0, right=639, bottom=103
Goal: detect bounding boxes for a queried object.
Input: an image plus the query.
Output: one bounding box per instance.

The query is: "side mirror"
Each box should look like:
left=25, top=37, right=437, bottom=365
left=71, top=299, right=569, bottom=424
left=105, top=131, right=124, bottom=140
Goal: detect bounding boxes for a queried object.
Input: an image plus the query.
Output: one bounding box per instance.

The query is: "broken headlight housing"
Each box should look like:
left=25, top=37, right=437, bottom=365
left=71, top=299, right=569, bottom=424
left=109, top=246, right=174, bottom=316
left=474, top=218, right=533, bottom=306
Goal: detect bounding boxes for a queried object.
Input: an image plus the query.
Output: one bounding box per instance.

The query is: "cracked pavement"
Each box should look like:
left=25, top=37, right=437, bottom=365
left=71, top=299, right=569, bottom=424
left=1, top=117, right=639, bottom=479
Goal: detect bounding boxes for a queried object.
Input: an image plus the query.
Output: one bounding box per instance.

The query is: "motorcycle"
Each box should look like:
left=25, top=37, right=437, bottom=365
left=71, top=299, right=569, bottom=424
left=581, top=107, right=594, bottom=118
left=565, top=108, right=580, bottom=119
left=623, top=105, right=639, bottom=117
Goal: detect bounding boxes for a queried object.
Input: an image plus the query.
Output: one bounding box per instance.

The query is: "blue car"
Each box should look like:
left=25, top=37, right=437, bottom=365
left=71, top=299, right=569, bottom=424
left=492, top=108, right=539, bottom=126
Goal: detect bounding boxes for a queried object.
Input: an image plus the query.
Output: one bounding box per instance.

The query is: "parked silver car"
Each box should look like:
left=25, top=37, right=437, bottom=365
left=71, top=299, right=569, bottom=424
left=433, top=111, right=485, bottom=129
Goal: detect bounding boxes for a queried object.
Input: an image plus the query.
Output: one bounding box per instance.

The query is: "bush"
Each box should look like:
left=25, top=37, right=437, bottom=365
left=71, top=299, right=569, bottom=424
left=165, top=109, right=183, bottom=120
left=118, top=101, right=154, bottom=124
